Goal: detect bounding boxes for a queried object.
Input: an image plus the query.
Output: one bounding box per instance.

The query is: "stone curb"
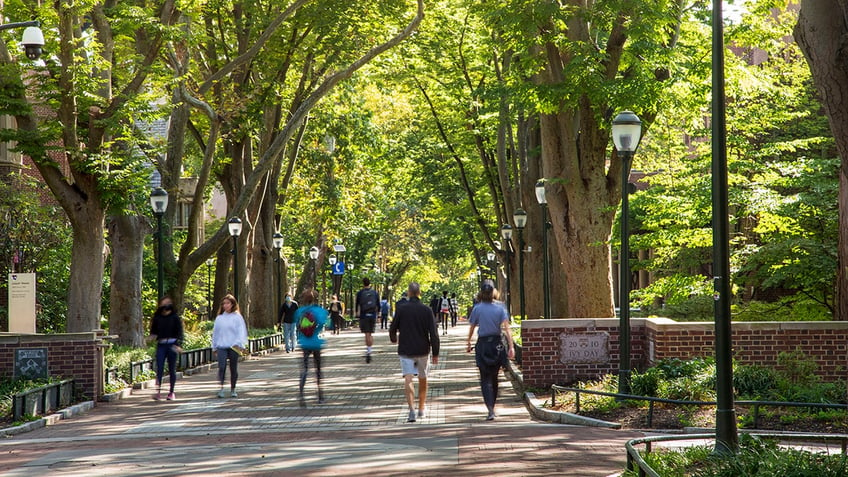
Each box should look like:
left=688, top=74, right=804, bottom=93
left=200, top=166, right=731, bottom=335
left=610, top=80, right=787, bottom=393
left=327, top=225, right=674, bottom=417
left=505, top=358, right=622, bottom=429
left=0, top=400, right=95, bottom=437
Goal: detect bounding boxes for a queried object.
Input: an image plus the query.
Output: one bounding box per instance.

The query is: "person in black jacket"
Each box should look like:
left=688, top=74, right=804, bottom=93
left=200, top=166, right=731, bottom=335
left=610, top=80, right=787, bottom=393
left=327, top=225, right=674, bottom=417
left=389, top=282, right=440, bottom=422
left=278, top=295, right=299, bottom=353
left=148, top=296, right=184, bottom=401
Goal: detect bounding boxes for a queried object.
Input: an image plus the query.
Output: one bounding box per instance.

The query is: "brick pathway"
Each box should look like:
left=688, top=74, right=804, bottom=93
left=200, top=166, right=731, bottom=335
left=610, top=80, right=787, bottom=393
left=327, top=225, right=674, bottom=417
left=0, top=323, right=643, bottom=476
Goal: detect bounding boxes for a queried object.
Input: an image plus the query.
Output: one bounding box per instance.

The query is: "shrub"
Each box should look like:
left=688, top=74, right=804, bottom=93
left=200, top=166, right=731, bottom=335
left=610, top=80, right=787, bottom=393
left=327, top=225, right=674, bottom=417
left=733, top=364, right=779, bottom=399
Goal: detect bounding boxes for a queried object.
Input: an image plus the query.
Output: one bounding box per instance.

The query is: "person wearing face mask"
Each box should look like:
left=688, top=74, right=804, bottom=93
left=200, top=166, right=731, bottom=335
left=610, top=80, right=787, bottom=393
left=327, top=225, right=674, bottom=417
left=278, top=294, right=299, bottom=353
left=148, top=296, right=184, bottom=401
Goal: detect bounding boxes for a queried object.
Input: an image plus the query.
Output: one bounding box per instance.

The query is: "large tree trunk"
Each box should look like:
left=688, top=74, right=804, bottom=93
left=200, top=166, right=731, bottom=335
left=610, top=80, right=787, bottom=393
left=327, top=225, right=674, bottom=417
left=541, top=111, right=617, bottom=318
left=107, top=214, right=147, bottom=345
left=66, top=204, right=107, bottom=331
left=795, top=1, right=848, bottom=320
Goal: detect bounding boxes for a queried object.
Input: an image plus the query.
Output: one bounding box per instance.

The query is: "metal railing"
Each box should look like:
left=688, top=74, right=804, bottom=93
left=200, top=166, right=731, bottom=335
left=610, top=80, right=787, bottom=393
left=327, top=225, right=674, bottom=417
left=625, top=432, right=848, bottom=477
left=12, top=379, right=75, bottom=421
left=551, top=385, right=848, bottom=429
left=108, top=332, right=284, bottom=387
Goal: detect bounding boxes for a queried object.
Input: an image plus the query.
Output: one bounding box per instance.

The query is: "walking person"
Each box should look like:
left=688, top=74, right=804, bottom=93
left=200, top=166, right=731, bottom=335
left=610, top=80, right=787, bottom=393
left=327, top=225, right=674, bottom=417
left=295, top=289, right=329, bottom=406
left=389, top=282, right=439, bottom=422
left=278, top=294, right=299, bottom=353
left=355, top=278, right=380, bottom=363
left=466, top=280, right=515, bottom=420
left=212, top=294, right=248, bottom=398
left=327, top=294, right=345, bottom=335
left=148, top=296, right=184, bottom=401
left=380, top=298, right=391, bottom=329
left=439, top=290, right=451, bottom=335
left=449, top=292, right=459, bottom=327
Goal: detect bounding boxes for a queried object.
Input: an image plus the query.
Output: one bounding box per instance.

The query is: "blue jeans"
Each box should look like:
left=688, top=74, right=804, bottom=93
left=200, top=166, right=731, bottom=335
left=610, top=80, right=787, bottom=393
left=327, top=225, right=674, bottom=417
left=155, top=343, right=178, bottom=393
left=284, top=322, right=296, bottom=352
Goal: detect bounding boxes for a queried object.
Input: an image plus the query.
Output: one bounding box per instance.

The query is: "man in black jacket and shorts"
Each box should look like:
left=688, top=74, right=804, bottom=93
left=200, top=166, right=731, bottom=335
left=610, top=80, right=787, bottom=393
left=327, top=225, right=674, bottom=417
left=389, top=282, right=440, bottom=422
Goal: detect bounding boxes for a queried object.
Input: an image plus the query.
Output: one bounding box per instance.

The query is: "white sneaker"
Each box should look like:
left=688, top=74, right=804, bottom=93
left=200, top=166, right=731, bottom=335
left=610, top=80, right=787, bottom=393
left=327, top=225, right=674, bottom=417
left=231, top=390, right=238, bottom=398
left=217, top=389, right=226, bottom=398
left=418, top=407, right=426, bottom=418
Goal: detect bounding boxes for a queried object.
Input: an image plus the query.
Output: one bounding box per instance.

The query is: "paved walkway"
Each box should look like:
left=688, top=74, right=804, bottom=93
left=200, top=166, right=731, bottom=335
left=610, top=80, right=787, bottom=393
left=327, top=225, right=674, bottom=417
left=0, top=323, right=643, bottom=476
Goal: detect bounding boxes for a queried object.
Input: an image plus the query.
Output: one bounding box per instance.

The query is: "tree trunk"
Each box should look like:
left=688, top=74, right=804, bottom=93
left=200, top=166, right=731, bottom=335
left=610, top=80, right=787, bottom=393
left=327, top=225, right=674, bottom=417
left=795, top=1, right=848, bottom=320
left=107, top=214, right=147, bottom=346
left=541, top=111, right=617, bottom=318
left=66, top=204, right=107, bottom=331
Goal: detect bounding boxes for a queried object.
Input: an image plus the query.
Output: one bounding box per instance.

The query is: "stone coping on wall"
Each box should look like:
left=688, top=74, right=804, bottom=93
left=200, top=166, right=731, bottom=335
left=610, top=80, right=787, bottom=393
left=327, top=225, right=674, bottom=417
left=0, top=331, right=107, bottom=343
left=521, top=317, right=848, bottom=331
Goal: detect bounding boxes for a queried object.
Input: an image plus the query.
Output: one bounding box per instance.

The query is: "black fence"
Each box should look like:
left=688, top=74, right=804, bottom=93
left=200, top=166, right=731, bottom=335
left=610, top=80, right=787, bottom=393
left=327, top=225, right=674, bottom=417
left=12, top=379, right=75, bottom=421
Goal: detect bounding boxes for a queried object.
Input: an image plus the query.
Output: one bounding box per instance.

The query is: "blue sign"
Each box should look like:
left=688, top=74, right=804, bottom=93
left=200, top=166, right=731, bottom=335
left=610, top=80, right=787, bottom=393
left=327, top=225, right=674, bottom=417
left=332, top=261, right=345, bottom=275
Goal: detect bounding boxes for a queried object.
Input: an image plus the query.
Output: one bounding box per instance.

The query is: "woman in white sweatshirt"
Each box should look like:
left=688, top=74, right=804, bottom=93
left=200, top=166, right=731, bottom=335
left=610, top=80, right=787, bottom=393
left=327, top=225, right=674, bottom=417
left=211, top=294, right=248, bottom=398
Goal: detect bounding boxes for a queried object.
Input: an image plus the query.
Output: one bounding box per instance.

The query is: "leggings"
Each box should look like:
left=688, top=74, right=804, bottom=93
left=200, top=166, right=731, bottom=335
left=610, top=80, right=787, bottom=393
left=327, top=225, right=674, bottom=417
left=217, top=347, right=240, bottom=390
left=299, top=349, right=323, bottom=395
left=478, top=364, right=501, bottom=412
left=155, top=343, right=178, bottom=393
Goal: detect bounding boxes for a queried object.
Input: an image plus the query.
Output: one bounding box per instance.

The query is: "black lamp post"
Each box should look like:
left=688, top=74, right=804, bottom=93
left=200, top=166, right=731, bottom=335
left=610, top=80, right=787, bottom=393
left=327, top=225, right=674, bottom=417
left=205, top=258, right=214, bottom=319
left=536, top=179, right=551, bottom=319
left=328, top=254, right=337, bottom=305
left=513, top=208, right=527, bottom=322
left=309, top=246, right=319, bottom=290
left=273, top=232, right=284, bottom=322
left=501, top=224, right=513, bottom=316
left=149, top=187, right=168, bottom=300
left=486, top=250, right=496, bottom=284
left=333, top=243, right=346, bottom=297
left=228, top=217, right=243, bottom=301
left=711, top=0, right=737, bottom=454
left=612, top=110, right=642, bottom=396
left=347, top=262, right=354, bottom=320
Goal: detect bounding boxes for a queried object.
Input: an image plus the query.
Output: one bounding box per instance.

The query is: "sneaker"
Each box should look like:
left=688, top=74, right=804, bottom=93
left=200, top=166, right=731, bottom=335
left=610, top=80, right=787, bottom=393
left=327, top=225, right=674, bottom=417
left=299, top=395, right=307, bottom=408
left=217, top=389, right=226, bottom=398
left=486, top=411, right=496, bottom=421
left=365, top=354, right=372, bottom=364
left=318, top=398, right=326, bottom=405
left=418, top=408, right=426, bottom=419
left=166, top=392, right=176, bottom=401
left=152, top=393, right=162, bottom=401
left=407, top=410, right=416, bottom=422
left=231, top=391, right=238, bottom=398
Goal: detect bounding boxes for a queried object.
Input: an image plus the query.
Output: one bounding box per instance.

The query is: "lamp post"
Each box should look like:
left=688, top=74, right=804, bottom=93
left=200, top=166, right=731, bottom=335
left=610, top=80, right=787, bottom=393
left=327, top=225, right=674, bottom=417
left=612, top=110, right=642, bottom=396
left=513, top=209, right=527, bottom=322
left=333, top=243, right=346, bottom=297
left=711, top=0, right=737, bottom=454
left=328, top=254, right=337, bottom=306
left=228, top=217, right=243, bottom=301
left=309, top=246, right=319, bottom=290
left=347, top=262, right=355, bottom=320
left=205, top=258, right=214, bottom=319
left=487, top=250, right=496, bottom=286
left=149, top=187, right=168, bottom=300
left=273, top=232, right=284, bottom=322
left=501, top=224, right=513, bottom=315
left=536, top=179, right=551, bottom=319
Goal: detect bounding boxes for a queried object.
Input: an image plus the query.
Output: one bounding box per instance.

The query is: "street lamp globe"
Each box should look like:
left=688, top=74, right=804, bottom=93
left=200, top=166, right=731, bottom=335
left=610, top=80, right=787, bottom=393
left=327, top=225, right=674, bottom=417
left=329, top=255, right=337, bottom=265
left=487, top=251, right=495, bottom=262
left=513, top=208, right=527, bottom=229
left=611, top=111, right=642, bottom=153
left=228, top=217, right=243, bottom=237
left=500, top=224, right=513, bottom=240
left=149, top=187, right=168, bottom=215
left=535, top=179, right=547, bottom=205
left=272, top=232, right=284, bottom=250
left=309, top=246, right=319, bottom=260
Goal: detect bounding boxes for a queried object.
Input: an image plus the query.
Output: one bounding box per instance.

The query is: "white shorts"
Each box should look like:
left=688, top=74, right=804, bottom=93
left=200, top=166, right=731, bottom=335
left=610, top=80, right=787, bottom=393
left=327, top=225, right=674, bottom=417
left=399, top=355, right=430, bottom=378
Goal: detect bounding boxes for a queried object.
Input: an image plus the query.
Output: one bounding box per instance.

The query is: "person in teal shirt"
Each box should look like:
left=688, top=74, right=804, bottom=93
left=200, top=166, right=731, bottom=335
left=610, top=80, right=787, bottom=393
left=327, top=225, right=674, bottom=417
left=294, top=288, right=329, bottom=406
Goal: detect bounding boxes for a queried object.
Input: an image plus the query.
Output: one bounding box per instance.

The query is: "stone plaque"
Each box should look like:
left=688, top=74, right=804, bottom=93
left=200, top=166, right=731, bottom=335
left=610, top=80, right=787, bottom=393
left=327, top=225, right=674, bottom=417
left=559, top=332, right=610, bottom=364
left=14, top=347, right=48, bottom=380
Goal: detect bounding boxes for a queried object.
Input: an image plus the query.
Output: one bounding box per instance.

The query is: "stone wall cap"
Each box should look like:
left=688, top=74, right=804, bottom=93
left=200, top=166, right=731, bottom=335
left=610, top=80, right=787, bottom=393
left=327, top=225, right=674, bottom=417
left=0, top=332, right=104, bottom=344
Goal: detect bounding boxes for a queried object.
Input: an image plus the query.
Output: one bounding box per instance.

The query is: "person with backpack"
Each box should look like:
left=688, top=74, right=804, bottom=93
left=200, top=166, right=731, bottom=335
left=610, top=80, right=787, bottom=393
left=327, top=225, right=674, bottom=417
left=355, top=277, right=380, bottom=363
left=439, top=290, right=451, bottom=335
left=294, top=288, right=329, bottom=406
left=389, top=282, right=439, bottom=422
left=380, top=298, right=391, bottom=330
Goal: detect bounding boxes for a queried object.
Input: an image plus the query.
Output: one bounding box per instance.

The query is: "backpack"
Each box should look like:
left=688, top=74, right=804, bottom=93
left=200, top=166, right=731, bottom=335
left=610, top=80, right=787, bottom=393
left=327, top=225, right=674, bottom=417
left=380, top=300, right=390, bottom=316
left=297, top=309, right=318, bottom=337
left=360, top=289, right=378, bottom=312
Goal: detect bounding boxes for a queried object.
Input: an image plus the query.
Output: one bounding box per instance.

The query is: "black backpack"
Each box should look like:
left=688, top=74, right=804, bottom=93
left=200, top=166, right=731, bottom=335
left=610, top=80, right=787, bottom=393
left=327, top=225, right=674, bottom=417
left=360, top=289, right=378, bottom=312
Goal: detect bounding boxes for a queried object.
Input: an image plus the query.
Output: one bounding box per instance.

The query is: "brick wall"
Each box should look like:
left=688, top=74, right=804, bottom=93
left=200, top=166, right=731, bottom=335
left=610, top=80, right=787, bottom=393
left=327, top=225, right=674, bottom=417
left=0, top=332, right=106, bottom=399
left=521, top=318, right=848, bottom=388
